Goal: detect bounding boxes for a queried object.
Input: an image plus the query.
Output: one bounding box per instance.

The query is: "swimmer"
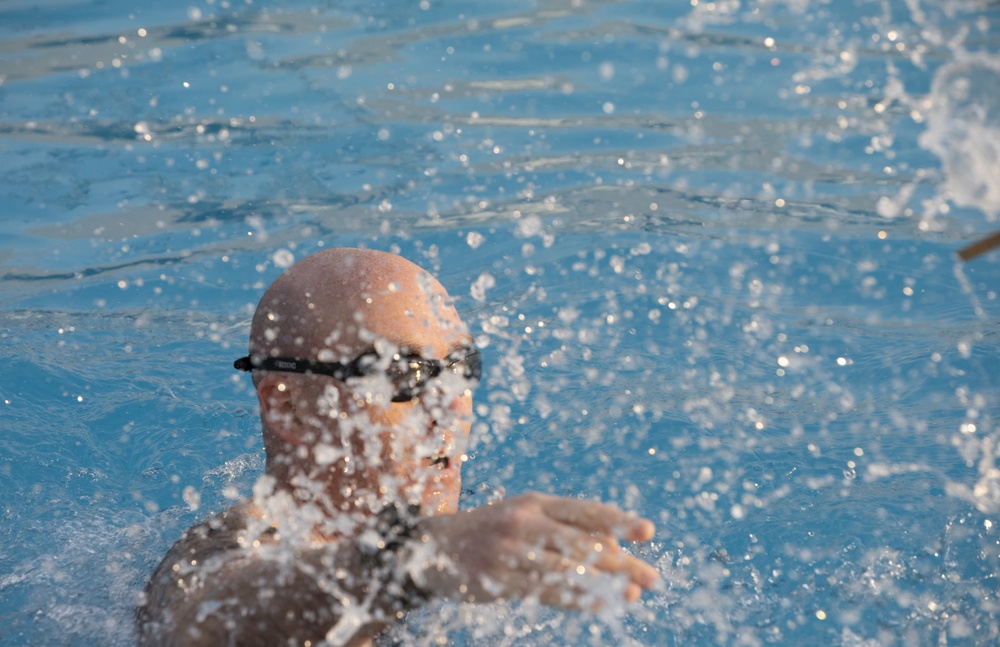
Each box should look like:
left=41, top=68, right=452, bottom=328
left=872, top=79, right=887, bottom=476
left=137, top=248, right=659, bottom=647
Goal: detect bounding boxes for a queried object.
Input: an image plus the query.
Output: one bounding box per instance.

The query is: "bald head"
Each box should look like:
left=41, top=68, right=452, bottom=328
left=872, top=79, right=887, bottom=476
left=249, top=248, right=469, bottom=365
left=245, top=248, right=475, bottom=514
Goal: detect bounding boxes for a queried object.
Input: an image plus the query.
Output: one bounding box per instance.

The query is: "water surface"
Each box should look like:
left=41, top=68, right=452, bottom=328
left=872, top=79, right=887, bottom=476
left=1, top=0, right=999, bottom=645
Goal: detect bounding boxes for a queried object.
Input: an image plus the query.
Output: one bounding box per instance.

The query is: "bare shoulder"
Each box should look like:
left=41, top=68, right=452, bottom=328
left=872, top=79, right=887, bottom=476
left=137, top=501, right=383, bottom=647
left=145, top=500, right=262, bottom=587
left=137, top=501, right=273, bottom=645
left=159, top=500, right=261, bottom=561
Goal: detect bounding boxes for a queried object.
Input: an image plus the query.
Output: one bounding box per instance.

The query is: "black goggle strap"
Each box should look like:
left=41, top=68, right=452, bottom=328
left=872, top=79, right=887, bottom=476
left=234, top=348, right=482, bottom=382
left=232, top=354, right=372, bottom=380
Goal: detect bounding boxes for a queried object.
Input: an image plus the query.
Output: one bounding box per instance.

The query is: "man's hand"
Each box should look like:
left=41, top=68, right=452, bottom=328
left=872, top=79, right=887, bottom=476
left=413, top=492, right=659, bottom=610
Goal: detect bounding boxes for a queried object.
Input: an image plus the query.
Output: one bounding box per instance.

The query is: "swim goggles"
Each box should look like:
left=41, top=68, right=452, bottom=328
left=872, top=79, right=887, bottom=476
left=233, top=347, right=482, bottom=403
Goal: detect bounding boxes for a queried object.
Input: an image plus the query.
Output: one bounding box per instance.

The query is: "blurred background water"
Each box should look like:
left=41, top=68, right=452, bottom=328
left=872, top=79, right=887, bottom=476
left=1, top=0, right=999, bottom=645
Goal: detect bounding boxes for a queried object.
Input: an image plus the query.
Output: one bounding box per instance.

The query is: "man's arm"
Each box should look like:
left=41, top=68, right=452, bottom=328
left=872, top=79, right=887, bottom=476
left=414, top=492, right=659, bottom=609
left=139, top=494, right=659, bottom=647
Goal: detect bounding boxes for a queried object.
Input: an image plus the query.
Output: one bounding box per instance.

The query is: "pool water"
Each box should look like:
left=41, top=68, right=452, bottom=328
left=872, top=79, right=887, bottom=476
left=1, top=0, right=999, bottom=645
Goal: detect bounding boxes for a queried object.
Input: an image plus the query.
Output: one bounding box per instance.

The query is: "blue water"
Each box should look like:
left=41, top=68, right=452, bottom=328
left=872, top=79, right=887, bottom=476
left=2, top=1, right=999, bottom=645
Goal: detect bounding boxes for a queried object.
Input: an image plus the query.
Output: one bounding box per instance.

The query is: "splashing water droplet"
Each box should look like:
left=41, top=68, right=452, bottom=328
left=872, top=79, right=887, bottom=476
left=273, top=249, right=295, bottom=268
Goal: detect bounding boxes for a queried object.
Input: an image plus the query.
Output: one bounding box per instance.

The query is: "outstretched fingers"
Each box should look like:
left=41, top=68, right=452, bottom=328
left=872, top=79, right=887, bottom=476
left=530, top=493, right=656, bottom=542
left=514, top=547, right=652, bottom=611
left=423, top=493, right=661, bottom=608
left=502, top=521, right=657, bottom=604
left=588, top=541, right=660, bottom=591
left=531, top=525, right=659, bottom=592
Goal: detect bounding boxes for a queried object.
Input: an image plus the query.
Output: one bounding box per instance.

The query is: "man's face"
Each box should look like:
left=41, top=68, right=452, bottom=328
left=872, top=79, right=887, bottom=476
left=286, top=275, right=476, bottom=515
left=347, top=348, right=475, bottom=515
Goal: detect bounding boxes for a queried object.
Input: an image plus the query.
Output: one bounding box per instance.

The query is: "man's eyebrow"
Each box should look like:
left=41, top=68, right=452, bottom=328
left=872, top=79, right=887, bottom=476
left=381, top=336, right=475, bottom=357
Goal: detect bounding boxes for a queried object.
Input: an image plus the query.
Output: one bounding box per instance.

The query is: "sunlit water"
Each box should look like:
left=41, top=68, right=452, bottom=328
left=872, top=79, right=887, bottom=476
left=1, top=0, right=998, bottom=645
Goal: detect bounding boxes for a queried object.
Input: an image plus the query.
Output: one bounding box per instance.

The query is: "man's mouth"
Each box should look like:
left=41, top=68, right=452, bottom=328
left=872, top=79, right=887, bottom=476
left=429, top=454, right=450, bottom=469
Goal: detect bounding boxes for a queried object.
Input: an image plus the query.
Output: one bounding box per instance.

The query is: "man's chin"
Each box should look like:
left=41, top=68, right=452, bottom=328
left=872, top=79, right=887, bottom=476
left=422, top=487, right=460, bottom=515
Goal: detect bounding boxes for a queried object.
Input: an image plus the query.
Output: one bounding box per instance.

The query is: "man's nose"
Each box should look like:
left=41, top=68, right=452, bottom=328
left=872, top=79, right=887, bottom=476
left=447, top=389, right=473, bottom=415
left=423, top=382, right=473, bottom=415
left=427, top=390, right=472, bottom=445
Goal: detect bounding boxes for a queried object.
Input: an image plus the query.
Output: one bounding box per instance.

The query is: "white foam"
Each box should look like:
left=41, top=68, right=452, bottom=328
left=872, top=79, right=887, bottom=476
left=920, top=52, right=1000, bottom=220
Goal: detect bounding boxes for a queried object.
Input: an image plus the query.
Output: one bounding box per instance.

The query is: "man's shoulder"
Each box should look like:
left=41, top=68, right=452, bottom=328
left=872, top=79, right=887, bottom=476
left=138, top=501, right=260, bottom=641
left=146, top=500, right=269, bottom=594
left=160, top=500, right=266, bottom=564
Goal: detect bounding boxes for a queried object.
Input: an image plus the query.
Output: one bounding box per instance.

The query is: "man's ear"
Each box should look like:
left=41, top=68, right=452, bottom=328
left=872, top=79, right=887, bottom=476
left=256, top=373, right=305, bottom=446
